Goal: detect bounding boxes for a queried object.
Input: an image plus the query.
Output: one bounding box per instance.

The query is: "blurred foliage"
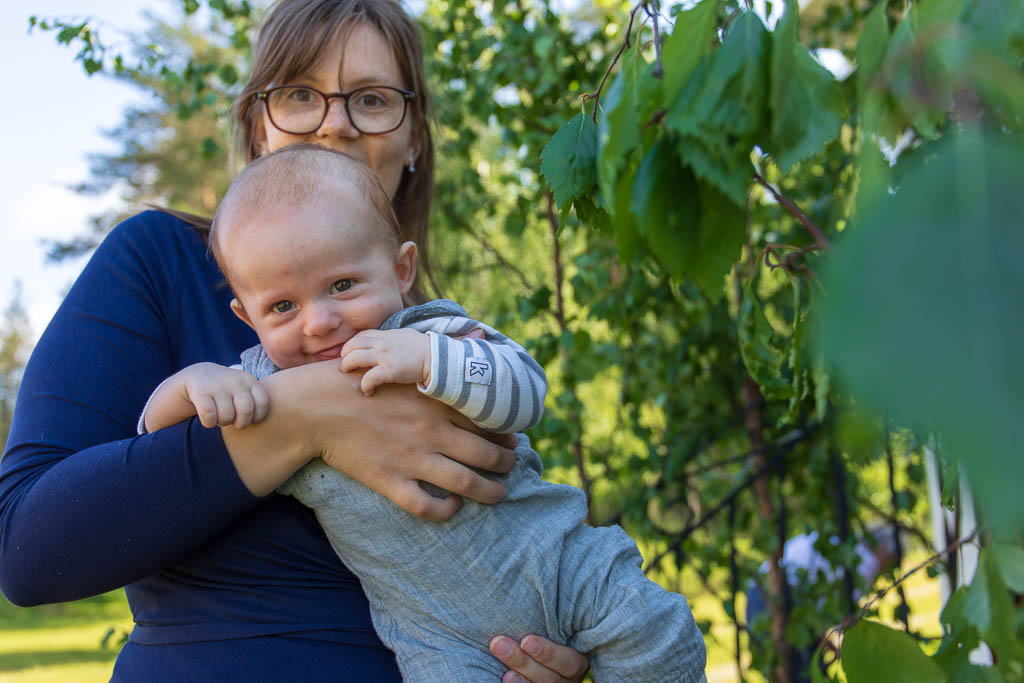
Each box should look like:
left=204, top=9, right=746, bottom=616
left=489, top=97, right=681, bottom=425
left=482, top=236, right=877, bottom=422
left=29, top=0, right=1024, bottom=680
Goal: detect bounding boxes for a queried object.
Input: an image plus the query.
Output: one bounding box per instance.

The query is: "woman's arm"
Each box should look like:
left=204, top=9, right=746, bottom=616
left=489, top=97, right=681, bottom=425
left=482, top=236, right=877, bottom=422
left=0, top=213, right=516, bottom=605
left=0, top=215, right=268, bottom=605
left=223, top=365, right=516, bottom=520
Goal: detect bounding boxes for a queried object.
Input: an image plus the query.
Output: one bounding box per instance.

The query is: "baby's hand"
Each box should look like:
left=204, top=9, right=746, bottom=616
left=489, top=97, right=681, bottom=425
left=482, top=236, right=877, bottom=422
left=180, top=362, right=270, bottom=428
left=339, top=329, right=431, bottom=396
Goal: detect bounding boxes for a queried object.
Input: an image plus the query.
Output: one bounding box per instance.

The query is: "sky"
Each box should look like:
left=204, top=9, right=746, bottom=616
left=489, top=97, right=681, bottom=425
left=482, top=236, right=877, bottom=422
left=0, top=0, right=168, bottom=339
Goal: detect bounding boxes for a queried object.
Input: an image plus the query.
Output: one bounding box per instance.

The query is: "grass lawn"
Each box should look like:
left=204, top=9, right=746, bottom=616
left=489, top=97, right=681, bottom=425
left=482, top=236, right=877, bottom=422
left=0, top=591, right=132, bottom=682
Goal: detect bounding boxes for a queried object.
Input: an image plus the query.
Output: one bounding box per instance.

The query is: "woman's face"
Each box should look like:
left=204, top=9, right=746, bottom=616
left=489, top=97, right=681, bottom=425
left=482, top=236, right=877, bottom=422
left=259, top=23, right=418, bottom=199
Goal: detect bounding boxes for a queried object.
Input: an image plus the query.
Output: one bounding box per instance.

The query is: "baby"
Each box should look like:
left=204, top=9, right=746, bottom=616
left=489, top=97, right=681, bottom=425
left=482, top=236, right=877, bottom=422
left=142, top=144, right=706, bottom=681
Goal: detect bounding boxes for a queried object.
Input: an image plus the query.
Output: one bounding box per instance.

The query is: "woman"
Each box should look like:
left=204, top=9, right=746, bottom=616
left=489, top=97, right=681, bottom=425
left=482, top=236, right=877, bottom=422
left=0, top=0, right=588, bottom=680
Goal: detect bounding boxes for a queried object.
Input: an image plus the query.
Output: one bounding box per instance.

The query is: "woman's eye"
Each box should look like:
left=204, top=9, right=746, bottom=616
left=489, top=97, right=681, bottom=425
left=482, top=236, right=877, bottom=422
left=356, top=92, right=384, bottom=109
left=286, top=87, right=315, bottom=103
left=331, top=279, right=353, bottom=294
left=271, top=300, right=295, bottom=314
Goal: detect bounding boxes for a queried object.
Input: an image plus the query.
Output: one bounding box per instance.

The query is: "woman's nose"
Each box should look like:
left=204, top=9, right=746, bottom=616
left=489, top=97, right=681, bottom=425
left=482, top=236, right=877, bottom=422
left=303, top=303, right=342, bottom=337
left=317, top=98, right=359, bottom=139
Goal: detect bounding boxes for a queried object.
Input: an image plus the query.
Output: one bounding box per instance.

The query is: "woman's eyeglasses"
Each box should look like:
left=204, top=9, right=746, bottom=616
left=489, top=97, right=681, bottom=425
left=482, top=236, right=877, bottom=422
left=256, top=85, right=415, bottom=135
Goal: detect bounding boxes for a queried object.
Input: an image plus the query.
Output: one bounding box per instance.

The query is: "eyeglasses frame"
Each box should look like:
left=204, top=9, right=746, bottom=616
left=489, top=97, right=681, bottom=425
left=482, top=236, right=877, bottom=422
left=256, top=84, right=416, bottom=136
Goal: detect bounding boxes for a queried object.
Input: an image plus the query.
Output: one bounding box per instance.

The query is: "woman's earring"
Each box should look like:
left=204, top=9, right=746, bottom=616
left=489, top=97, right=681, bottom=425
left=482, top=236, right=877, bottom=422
left=408, top=156, right=416, bottom=174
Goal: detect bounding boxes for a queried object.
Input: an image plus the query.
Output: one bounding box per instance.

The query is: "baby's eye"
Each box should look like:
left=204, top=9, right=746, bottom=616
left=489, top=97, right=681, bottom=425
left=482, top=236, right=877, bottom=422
left=331, top=279, right=353, bottom=294
left=271, top=300, right=295, bottom=314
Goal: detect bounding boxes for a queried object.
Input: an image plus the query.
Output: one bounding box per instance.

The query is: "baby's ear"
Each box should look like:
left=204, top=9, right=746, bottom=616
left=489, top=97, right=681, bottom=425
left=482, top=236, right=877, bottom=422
left=395, top=241, right=418, bottom=295
left=230, top=298, right=254, bottom=329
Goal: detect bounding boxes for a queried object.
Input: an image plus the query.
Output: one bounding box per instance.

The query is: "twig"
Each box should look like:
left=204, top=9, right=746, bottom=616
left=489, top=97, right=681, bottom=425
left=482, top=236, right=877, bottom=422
left=582, top=4, right=642, bottom=121
left=729, top=501, right=744, bottom=680
left=679, top=426, right=817, bottom=478
left=820, top=528, right=981, bottom=657
left=886, top=433, right=912, bottom=632
left=754, top=172, right=831, bottom=251
left=546, top=191, right=591, bottom=519
left=644, top=1, right=664, bottom=78
left=642, top=423, right=818, bottom=574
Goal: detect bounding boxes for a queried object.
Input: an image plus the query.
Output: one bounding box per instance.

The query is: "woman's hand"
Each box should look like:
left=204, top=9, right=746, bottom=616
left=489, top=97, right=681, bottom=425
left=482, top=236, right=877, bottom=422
left=490, top=635, right=589, bottom=683
left=220, top=361, right=516, bottom=520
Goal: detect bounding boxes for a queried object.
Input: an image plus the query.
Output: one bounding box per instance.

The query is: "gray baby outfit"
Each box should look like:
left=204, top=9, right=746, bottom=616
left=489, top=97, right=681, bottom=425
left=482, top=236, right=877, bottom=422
left=244, top=300, right=706, bottom=681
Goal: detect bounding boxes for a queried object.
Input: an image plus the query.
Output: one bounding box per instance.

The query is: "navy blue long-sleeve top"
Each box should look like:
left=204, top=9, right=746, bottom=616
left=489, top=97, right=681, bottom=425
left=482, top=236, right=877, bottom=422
left=0, top=211, right=400, bottom=680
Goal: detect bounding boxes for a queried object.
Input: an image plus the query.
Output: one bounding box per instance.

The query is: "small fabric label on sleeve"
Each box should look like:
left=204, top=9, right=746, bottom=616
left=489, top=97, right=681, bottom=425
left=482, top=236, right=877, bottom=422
left=465, top=358, right=492, bottom=385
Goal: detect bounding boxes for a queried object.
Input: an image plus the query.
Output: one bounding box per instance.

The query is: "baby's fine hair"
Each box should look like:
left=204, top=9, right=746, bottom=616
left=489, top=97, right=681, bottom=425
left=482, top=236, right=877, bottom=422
left=210, top=143, right=406, bottom=274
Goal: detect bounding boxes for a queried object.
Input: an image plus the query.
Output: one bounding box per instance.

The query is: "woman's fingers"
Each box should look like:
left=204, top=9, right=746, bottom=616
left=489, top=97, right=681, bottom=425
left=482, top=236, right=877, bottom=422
left=437, top=421, right=517, bottom=476
left=392, top=481, right=462, bottom=522
left=520, top=636, right=589, bottom=681
left=489, top=635, right=589, bottom=683
left=415, top=451, right=507, bottom=505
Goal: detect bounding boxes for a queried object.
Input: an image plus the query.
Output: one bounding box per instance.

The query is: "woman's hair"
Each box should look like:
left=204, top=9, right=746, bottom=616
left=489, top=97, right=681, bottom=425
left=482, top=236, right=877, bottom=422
left=210, top=144, right=405, bottom=278
left=233, top=0, right=435, bottom=302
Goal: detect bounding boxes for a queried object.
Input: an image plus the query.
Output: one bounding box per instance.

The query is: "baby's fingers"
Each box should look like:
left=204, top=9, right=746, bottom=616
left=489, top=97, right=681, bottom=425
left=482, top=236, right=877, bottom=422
left=193, top=395, right=220, bottom=429
left=250, top=383, right=270, bottom=423
left=340, top=348, right=377, bottom=373
left=232, top=391, right=255, bottom=428
left=359, top=367, right=389, bottom=396
left=212, top=392, right=236, bottom=427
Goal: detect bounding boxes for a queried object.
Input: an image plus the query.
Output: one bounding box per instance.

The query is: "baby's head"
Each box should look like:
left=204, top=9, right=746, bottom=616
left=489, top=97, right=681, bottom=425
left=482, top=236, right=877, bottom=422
left=212, top=144, right=417, bottom=369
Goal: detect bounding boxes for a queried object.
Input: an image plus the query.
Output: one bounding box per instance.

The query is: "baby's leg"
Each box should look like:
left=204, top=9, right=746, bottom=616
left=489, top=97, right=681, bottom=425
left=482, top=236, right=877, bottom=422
left=557, top=524, right=707, bottom=681
left=373, top=610, right=506, bottom=682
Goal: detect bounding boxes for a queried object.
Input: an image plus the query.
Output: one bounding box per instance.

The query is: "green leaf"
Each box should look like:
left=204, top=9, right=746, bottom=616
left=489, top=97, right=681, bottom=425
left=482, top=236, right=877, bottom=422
left=739, top=281, right=793, bottom=400
left=183, top=0, right=201, bottom=15
left=667, top=12, right=769, bottom=204
left=597, top=49, right=657, bottom=209
left=768, top=0, right=845, bottom=171
left=883, top=9, right=949, bottom=140
left=219, top=63, right=239, bottom=85
left=660, top=0, right=721, bottom=107
left=597, top=67, right=636, bottom=206
left=56, top=22, right=86, bottom=44
left=574, top=195, right=612, bottom=236
left=975, top=550, right=1024, bottom=674
left=856, top=1, right=890, bottom=123
left=989, top=544, right=1024, bottom=593
left=669, top=12, right=769, bottom=143
left=787, top=278, right=806, bottom=421
left=677, top=135, right=752, bottom=206
left=612, top=160, right=644, bottom=263
left=818, top=127, right=1024, bottom=532
left=963, top=557, right=993, bottom=632
left=689, top=181, right=745, bottom=300
left=629, top=138, right=699, bottom=279
left=809, top=641, right=829, bottom=683
left=540, top=114, right=599, bottom=212
left=200, top=136, right=222, bottom=160
left=841, top=620, right=946, bottom=683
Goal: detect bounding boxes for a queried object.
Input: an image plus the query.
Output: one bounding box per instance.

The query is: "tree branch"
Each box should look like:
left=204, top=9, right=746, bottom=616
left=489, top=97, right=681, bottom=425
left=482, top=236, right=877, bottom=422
left=545, top=191, right=592, bottom=519
left=582, top=4, right=641, bottom=121
left=754, top=172, right=831, bottom=251
left=821, top=528, right=982, bottom=658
